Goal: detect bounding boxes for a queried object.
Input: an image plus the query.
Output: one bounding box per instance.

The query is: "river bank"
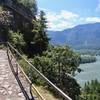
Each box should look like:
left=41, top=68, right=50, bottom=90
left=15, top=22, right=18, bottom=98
left=75, top=56, right=100, bottom=86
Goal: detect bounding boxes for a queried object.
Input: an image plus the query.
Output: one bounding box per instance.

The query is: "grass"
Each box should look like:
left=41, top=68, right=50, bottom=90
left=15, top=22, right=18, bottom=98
left=35, top=85, right=61, bottom=100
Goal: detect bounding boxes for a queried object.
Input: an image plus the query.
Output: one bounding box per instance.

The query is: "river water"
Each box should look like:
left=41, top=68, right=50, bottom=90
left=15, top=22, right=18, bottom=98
left=75, top=56, right=100, bottom=87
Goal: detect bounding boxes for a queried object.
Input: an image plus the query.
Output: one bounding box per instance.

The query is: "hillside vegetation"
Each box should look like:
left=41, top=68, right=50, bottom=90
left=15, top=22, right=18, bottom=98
left=80, top=79, right=100, bottom=100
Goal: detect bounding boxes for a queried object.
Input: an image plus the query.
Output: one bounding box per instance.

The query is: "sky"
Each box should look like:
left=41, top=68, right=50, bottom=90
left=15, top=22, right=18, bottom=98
left=37, top=0, right=100, bottom=31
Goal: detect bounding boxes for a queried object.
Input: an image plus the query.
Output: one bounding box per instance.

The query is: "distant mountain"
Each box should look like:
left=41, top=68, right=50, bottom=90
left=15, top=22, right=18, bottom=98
left=48, top=23, right=100, bottom=49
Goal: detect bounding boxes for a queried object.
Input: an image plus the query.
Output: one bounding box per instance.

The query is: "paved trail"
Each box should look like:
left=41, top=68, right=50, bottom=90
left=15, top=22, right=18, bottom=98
left=0, top=50, right=25, bottom=100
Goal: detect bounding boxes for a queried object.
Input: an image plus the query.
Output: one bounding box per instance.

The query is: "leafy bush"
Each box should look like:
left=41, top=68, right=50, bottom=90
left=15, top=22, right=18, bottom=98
left=8, top=30, right=25, bottom=52
left=8, top=30, right=25, bottom=46
left=32, top=45, right=81, bottom=99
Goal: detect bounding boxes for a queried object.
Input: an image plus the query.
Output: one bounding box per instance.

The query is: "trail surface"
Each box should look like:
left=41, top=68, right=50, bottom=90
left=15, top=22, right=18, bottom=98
left=0, top=50, right=25, bottom=100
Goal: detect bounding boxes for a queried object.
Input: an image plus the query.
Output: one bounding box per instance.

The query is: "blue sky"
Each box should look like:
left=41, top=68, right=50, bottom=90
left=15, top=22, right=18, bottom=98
left=37, top=0, right=100, bottom=30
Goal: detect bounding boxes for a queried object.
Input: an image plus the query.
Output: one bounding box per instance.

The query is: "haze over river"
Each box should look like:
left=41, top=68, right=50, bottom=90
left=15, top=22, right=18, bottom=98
left=75, top=56, right=100, bottom=86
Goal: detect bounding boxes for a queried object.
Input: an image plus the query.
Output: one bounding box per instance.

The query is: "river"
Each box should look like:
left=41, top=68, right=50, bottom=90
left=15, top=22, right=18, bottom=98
left=75, top=56, right=100, bottom=87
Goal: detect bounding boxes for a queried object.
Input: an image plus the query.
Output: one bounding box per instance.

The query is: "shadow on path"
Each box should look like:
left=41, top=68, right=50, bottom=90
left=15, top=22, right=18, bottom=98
left=7, top=52, right=35, bottom=100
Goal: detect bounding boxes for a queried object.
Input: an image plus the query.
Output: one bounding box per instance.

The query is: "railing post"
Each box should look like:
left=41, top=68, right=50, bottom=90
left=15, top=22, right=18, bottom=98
left=6, top=42, right=9, bottom=55
left=15, top=63, right=18, bottom=76
left=28, top=66, right=33, bottom=99
left=15, top=53, right=19, bottom=76
left=30, top=83, right=35, bottom=100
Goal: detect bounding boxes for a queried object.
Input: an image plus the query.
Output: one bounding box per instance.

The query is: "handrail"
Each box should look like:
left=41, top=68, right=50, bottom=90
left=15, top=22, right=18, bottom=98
left=7, top=47, right=45, bottom=100
left=7, top=42, right=72, bottom=100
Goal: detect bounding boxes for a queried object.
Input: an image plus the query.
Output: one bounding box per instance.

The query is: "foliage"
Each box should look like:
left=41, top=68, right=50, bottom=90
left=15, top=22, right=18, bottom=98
left=8, top=30, right=25, bottom=51
left=32, top=45, right=81, bottom=99
left=18, top=55, right=30, bottom=75
left=0, top=6, right=3, bottom=11
left=32, top=11, right=49, bottom=54
left=80, top=79, right=100, bottom=100
left=18, top=0, right=37, bottom=15
left=22, top=11, right=49, bottom=57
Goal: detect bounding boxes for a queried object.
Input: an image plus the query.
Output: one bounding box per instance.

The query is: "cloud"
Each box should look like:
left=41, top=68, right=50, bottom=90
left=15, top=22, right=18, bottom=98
left=60, top=10, right=79, bottom=19
left=44, top=10, right=79, bottom=30
left=40, top=8, right=100, bottom=30
left=86, top=17, right=100, bottom=22
left=48, top=20, right=75, bottom=31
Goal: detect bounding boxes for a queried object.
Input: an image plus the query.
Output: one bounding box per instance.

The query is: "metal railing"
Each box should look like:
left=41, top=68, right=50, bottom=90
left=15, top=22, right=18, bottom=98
left=6, top=42, right=72, bottom=100
left=6, top=43, right=44, bottom=100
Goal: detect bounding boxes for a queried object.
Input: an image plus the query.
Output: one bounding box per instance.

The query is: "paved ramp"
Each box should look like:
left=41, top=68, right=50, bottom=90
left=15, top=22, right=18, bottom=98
left=0, top=50, right=25, bottom=100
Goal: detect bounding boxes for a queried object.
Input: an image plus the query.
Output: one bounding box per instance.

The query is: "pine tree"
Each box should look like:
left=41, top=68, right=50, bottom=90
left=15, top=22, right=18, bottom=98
left=33, top=11, right=49, bottom=54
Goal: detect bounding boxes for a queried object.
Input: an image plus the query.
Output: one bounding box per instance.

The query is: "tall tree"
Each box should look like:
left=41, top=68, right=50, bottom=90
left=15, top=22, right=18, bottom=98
left=33, top=11, right=49, bottom=54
